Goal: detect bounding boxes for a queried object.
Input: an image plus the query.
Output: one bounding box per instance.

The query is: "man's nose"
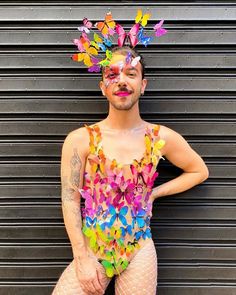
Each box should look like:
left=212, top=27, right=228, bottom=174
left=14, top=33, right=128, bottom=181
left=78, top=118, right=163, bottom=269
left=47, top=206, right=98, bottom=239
left=117, top=72, right=127, bottom=86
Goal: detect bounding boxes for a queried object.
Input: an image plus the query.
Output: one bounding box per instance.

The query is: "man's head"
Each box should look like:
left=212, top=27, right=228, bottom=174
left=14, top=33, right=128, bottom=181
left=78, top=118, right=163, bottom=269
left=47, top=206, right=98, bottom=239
left=99, top=46, right=147, bottom=111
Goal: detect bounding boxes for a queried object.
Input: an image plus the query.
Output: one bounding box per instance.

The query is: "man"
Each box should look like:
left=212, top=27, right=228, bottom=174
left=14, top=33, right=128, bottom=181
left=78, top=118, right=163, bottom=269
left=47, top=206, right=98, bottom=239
left=52, top=46, right=209, bottom=295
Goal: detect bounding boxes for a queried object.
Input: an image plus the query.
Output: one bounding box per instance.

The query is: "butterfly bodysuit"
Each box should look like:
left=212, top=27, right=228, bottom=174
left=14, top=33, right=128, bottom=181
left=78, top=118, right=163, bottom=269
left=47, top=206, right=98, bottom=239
left=80, top=123, right=165, bottom=278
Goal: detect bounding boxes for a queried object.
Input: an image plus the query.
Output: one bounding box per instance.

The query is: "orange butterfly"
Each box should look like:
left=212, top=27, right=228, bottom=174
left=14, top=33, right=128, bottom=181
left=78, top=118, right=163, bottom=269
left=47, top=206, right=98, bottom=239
left=72, top=41, right=98, bottom=67
left=95, top=12, right=116, bottom=36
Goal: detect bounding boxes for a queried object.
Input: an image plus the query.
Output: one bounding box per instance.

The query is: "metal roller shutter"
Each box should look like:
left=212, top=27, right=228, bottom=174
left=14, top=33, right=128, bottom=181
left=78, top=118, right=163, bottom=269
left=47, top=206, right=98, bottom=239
left=0, top=1, right=235, bottom=294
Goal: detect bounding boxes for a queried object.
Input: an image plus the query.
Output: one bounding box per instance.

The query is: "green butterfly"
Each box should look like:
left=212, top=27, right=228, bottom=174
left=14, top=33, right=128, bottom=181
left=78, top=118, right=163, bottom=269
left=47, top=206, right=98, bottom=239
left=82, top=224, right=110, bottom=252
left=98, top=49, right=112, bottom=67
left=100, top=257, right=129, bottom=277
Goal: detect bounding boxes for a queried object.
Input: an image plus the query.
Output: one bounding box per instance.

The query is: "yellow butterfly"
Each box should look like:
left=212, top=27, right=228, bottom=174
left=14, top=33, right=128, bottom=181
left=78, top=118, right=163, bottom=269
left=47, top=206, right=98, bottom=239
left=72, top=41, right=98, bottom=67
left=135, top=9, right=151, bottom=27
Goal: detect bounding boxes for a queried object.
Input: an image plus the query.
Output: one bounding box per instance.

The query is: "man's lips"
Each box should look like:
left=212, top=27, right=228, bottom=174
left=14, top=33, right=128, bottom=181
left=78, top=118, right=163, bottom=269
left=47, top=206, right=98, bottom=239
left=114, top=91, right=132, bottom=97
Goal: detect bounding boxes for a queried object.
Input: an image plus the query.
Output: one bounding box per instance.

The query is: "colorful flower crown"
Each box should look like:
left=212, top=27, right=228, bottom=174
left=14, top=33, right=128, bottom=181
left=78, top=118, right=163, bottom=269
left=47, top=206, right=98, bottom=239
left=72, top=9, right=168, bottom=72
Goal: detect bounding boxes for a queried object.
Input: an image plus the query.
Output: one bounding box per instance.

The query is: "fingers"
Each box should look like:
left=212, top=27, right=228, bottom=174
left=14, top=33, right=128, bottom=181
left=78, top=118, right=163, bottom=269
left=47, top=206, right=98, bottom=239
left=80, top=275, right=104, bottom=295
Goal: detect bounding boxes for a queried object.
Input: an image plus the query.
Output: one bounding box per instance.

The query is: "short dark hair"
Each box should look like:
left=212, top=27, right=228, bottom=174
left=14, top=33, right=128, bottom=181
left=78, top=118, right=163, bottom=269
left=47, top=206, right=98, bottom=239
left=102, top=46, right=146, bottom=80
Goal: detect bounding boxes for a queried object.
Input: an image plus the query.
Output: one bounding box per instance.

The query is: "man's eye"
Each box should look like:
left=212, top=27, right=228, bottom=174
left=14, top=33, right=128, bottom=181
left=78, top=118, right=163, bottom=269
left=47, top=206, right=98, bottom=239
left=128, top=73, right=136, bottom=77
left=107, top=73, right=116, bottom=79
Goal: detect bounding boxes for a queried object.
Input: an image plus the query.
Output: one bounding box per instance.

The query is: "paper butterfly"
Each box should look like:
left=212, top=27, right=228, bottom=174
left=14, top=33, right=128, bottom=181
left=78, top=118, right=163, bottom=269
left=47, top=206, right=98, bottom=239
left=120, top=225, right=133, bottom=237
left=154, top=20, right=168, bottom=37
left=131, top=162, right=158, bottom=188
left=78, top=17, right=93, bottom=34
left=72, top=41, right=98, bottom=67
left=98, top=49, right=113, bottom=67
left=100, top=257, right=129, bottom=277
left=85, top=216, right=97, bottom=228
left=82, top=224, right=109, bottom=251
left=73, top=33, right=90, bottom=52
left=135, top=9, right=151, bottom=27
left=131, top=208, right=146, bottom=228
left=108, top=204, right=128, bottom=227
left=135, top=228, right=152, bottom=240
left=116, top=23, right=140, bottom=47
left=138, top=27, right=153, bottom=47
left=95, top=12, right=116, bottom=37
left=125, top=52, right=141, bottom=67
left=79, top=189, right=97, bottom=217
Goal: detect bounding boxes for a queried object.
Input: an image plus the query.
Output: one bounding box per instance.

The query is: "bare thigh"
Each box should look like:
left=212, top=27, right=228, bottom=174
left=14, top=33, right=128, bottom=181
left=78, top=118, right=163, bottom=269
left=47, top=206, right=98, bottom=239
left=115, top=239, right=158, bottom=295
left=51, top=257, right=111, bottom=295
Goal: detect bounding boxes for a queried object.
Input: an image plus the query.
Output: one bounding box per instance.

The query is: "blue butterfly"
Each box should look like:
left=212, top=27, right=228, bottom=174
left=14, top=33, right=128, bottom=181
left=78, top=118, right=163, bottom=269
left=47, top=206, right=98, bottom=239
left=97, top=42, right=107, bottom=52
left=120, top=225, right=133, bottom=237
left=86, top=216, right=97, bottom=228
left=103, top=37, right=112, bottom=47
left=145, top=216, right=151, bottom=227
left=135, top=228, right=152, bottom=240
left=108, top=205, right=128, bottom=227
left=137, top=27, right=153, bottom=47
left=131, top=208, right=146, bottom=229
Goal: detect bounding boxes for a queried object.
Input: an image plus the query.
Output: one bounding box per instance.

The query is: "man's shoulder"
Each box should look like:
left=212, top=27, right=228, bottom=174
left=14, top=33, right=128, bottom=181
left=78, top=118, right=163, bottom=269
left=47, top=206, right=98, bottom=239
left=63, top=125, right=90, bottom=152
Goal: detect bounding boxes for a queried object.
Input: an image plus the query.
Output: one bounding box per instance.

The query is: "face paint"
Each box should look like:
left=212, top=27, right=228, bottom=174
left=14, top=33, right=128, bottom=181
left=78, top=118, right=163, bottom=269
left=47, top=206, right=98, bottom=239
left=104, top=61, right=124, bottom=87
left=103, top=53, right=141, bottom=88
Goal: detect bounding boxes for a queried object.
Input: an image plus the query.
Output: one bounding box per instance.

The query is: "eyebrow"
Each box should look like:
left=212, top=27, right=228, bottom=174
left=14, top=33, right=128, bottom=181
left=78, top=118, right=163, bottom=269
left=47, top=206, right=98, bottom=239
left=125, top=67, right=138, bottom=72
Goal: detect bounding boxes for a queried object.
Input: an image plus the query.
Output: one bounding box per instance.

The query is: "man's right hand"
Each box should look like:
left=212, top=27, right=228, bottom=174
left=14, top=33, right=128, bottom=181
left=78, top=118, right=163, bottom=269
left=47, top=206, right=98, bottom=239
left=74, top=254, right=105, bottom=295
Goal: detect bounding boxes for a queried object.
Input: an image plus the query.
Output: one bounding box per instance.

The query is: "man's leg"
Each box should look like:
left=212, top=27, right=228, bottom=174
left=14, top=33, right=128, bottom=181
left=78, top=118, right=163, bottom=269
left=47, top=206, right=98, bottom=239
left=115, top=239, right=158, bottom=295
left=52, top=258, right=111, bottom=295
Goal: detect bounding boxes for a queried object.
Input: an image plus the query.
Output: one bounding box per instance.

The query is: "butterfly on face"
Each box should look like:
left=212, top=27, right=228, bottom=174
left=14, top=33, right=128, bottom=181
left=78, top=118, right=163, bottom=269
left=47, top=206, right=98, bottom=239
left=95, top=12, right=116, bottom=37
left=78, top=17, right=93, bottom=34
left=115, top=23, right=140, bottom=48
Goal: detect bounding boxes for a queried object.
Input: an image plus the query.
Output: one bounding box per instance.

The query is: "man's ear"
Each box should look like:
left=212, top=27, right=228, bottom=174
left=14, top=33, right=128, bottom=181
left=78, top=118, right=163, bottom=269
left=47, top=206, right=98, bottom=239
left=141, top=78, right=147, bottom=95
left=99, top=80, right=106, bottom=96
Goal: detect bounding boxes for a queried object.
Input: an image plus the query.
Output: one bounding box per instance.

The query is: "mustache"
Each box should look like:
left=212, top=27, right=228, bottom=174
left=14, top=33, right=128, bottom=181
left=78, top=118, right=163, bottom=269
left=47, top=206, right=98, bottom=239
left=116, top=87, right=132, bottom=92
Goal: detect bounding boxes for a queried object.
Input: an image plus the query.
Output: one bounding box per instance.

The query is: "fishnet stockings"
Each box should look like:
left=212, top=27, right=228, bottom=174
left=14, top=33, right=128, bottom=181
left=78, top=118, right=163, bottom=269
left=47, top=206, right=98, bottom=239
left=115, top=239, right=157, bottom=295
left=52, top=239, right=157, bottom=295
left=51, top=259, right=111, bottom=295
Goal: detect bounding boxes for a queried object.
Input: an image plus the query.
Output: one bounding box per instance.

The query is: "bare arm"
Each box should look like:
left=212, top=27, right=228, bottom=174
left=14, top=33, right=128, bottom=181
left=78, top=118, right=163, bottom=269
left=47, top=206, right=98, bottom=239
left=152, top=125, right=209, bottom=200
left=61, top=131, right=88, bottom=258
left=60, top=129, right=104, bottom=295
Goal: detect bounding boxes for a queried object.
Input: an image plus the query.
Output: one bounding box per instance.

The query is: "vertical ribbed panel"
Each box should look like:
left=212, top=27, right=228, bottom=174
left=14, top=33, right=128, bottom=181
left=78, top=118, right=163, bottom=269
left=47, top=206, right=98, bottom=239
left=0, top=1, right=235, bottom=294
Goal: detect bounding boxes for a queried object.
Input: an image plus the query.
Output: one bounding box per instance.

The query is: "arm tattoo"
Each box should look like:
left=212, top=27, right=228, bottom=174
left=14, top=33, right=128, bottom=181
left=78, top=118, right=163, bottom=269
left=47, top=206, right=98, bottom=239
left=70, top=148, right=82, bottom=187
left=61, top=148, right=83, bottom=204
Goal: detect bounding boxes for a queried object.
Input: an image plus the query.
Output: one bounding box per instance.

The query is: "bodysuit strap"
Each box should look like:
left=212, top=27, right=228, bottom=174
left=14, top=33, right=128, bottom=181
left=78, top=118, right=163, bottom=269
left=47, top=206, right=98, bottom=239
left=84, top=124, right=103, bottom=156
left=141, top=124, right=165, bottom=167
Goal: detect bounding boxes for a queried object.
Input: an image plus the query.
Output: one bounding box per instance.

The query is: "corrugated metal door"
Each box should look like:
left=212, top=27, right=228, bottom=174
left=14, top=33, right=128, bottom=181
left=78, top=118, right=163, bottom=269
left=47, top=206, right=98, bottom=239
left=0, top=1, right=235, bottom=294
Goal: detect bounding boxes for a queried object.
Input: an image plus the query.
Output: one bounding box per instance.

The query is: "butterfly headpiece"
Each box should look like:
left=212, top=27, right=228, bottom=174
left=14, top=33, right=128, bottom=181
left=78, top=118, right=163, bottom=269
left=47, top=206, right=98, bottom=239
left=72, top=9, right=168, bottom=72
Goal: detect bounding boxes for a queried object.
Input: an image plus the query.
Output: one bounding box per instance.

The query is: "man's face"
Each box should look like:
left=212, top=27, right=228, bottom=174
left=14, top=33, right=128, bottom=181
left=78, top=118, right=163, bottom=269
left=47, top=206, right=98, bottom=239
left=99, top=53, right=147, bottom=111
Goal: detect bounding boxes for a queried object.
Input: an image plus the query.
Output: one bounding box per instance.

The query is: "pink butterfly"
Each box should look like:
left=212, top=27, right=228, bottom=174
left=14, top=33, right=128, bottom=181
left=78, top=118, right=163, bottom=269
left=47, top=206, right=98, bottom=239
left=79, top=189, right=96, bottom=217
left=131, top=162, right=158, bottom=188
left=73, top=32, right=90, bottom=52
left=153, top=20, right=168, bottom=37
left=115, top=23, right=140, bottom=47
left=133, top=194, right=142, bottom=210
left=78, top=17, right=93, bottom=34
